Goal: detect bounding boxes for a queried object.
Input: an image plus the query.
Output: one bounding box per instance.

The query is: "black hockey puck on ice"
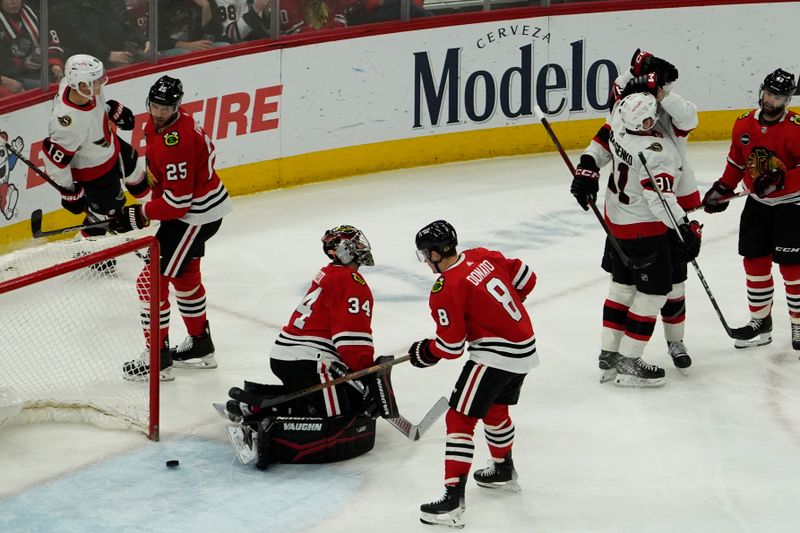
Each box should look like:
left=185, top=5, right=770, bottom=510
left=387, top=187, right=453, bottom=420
left=166, top=460, right=180, bottom=468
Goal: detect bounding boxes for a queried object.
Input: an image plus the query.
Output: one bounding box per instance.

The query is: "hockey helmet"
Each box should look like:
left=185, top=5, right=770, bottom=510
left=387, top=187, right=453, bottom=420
left=64, top=54, right=106, bottom=98
left=415, top=220, right=458, bottom=262
left=322, top=225, right=374, bottom=266
left=147, top=75, right=184, bottom=109
left=618, top=92, right=658, bottom=132
left=759, top=68, right=796, bottom=113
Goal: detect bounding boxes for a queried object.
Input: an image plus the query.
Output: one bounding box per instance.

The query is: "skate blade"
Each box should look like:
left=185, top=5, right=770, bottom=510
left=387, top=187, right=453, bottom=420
left=420, top=508, right=464, bottom=529
left=599, top=368, right=617, bottom=383
left=226, top=426, right=257, bottom=465
left=734, top=334, right=772, bottom=349
left=614, top=374, right=666, bottom=388
left=475, top=478, right=522, bottom=493
left=173, top=354, right=218, bottom=369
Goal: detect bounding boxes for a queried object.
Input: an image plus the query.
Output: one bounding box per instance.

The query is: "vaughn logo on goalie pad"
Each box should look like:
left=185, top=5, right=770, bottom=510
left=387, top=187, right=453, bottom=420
left=283, top=422, right=323, bottom=431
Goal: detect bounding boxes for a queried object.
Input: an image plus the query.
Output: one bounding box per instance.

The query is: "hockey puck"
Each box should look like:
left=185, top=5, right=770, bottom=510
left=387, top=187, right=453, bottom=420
left=166, top=460, right=179, bottom=468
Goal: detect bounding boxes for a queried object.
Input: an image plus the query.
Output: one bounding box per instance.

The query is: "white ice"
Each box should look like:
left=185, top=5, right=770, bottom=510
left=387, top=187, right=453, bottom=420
left=2, top=141, right=800, bottom=533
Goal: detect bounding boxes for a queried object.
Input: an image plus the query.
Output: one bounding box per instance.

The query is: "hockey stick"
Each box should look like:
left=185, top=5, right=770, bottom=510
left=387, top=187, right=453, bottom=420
left=30, top=208, right=110, bottom=238
left=637, top=151, right=735, bottom=337
left=385, top=396, right=449, bottom=441
left=4, top=142, right=71, bottom=194
left=229, top=355, right=412, bottom=409
left=686, top=189, right=749, bottom=213
left=533, top=109, right=655, bottom=270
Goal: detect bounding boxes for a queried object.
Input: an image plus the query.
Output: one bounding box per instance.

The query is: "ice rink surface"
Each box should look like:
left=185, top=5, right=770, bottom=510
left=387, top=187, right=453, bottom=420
left=2, top=141, right=800, bottom=533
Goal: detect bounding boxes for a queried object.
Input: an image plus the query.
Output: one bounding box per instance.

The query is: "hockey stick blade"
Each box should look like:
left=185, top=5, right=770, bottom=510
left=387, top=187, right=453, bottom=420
left=30, top=210, right=111, bottom=238
left=385, top=396, right=449, bottom=441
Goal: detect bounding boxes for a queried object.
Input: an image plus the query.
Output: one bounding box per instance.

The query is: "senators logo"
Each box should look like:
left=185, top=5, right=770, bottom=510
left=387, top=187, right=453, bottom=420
left=57, top=115, right=72, bottom=127
left=164, top=131, right=180, bottom=146
left=431, top=277, right=445, bottom=293
left=351, top=272, right=366, bottom=285
left=647, top=142, right=663, bottom=152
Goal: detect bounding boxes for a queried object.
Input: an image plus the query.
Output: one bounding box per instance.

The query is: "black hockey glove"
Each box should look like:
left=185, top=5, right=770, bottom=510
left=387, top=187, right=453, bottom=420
left=702, top=180, right=735, bottom=213
left=630, top=48, right=654, bottom=76
left=61, top=184, right=87, bottom=215
left=110, top=204, right=148, bottom=233
left=408, top=339, right=439, bottom=368
left=106, top=99, right=135, bottom=131
left=652, top=57, right=679, bottom=84
left=753, top=168, right=785, bottom=198
left=627, top=72, right=661, bottom=97
left=570, top=154, right=600, bottom=211
left=675, top=219, right=702, bottom=262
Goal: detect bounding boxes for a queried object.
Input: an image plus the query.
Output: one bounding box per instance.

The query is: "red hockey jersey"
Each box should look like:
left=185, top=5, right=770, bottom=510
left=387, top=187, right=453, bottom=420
left=271, top=264, right=375, bottom=372
left=143, top=110, right=232, bottom=224
left=719, top=109, right=800, bottom=206
left=426, top=248, right=538, bottom=374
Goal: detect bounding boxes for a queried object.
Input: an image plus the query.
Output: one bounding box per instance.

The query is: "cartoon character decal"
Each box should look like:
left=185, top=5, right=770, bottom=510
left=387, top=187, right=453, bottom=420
left=0, top=132, right=23, bottom=221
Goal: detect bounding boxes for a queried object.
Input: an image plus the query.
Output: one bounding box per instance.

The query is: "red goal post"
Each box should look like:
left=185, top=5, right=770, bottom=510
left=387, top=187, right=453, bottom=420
left=0, top=235, right=161, bottom=440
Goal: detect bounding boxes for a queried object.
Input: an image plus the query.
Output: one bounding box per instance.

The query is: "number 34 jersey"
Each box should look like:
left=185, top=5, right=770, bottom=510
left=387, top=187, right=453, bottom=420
left=427, top=248, right=538, bottom=374
left=271, top=264, right=375, bottom=372
left=143, top=110, right=232, bottom=224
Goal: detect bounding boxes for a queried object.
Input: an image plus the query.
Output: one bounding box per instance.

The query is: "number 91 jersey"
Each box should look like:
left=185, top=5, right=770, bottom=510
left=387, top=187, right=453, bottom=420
left=428, top=248, right=538, bottom=374
left=272, top=264, right=375, bottom=372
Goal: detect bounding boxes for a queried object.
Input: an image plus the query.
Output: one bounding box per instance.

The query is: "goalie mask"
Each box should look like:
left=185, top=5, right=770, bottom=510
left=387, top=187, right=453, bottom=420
left=64, top=54, right=107, bottom=99
left=322, top=225, right=374, bottom=266
left=618, top=92, right=658, bottom=132
left=759, top=68, right=796, bottom=116
left=415, top=220, right=458, bottom=263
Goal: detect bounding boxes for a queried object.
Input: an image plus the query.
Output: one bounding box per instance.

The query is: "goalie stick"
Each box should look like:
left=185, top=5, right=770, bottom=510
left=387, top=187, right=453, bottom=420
left=533, top=107, right=656, bottom=270
left=214, top=396, right=449, bottom=441
left=30, top=209, right=110, bottom=238
left=638, top=151, right=735, bottom=338
left=229, top=355, right=411, bottom=409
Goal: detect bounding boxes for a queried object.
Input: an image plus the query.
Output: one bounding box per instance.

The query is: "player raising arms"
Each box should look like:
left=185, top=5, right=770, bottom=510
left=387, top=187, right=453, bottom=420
left=702, top=68, right=800, bottom=351
left=116, top=75, right=233, bottom=381
left=408, top=220, right=538, bottom=529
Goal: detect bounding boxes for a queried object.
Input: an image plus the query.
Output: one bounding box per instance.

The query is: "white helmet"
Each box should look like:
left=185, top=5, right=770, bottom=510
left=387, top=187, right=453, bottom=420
left=618, top=92, right=658, bottom=132
left=64, top=54, right=107, bottom=98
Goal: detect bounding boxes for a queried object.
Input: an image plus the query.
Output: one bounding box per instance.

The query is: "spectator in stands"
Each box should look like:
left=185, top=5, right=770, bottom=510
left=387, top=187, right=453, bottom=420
left=158, top=0, right=228, bottom=56
left=218, top=0, right=269, bottom=43
left=0, top=40, right=23, bottom=95
left=273, top=0, right=348, bottom=35
left=0, top=0, right=64, bottom=89
left=346, top=0, right=431, bottom=25
left=50, top=0, right=148, bottom=70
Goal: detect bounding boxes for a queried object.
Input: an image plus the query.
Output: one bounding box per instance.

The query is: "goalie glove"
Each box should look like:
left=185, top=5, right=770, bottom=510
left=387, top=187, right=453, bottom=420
left=110, top=204, right=149, bottom=233
left=702, top=180, right=735, bottom=213
left=61, top=184, right=87, bottom=215
left=106, top=99, right=135, bottom=131
left=408, top=339, right=439, bottom=368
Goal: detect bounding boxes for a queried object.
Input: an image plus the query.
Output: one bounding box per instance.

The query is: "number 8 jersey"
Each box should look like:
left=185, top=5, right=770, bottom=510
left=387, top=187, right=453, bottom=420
left=427, top=248, right=538, bottom=374
left=271, top=264, right=375, bottom=372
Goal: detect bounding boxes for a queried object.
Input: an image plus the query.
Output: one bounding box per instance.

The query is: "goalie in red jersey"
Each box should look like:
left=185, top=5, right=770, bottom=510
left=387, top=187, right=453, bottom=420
left=702, top=68, right=800, bottom=351
left=407, top=220, right=538, bottom=529
left=114, top=75, right=233, bottom=382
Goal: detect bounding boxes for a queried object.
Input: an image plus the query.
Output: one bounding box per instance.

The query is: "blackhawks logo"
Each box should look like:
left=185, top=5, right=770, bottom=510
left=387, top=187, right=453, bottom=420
left=164, top=131, right=180, bottom=146
left=431, top=277, right=445, bottom=293
left=351, top=272, right=366, bottom=285
left=746, top=146, right=786, bottom=178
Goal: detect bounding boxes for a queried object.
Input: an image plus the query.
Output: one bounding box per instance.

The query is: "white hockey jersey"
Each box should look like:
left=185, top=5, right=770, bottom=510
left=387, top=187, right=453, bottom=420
left=42, top=79, right=119, bottom=190
left=217, top=0, right=267, bottom=42
left=603, top=106, right=687, bottom=239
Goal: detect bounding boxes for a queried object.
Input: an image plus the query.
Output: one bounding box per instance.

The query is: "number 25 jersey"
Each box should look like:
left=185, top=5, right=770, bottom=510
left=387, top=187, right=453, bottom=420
left=427, top=247, right=538, bottom=374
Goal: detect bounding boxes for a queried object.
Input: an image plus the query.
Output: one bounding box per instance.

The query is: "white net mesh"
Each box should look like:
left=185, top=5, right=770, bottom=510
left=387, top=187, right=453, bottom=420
left=0, top=235, right=158, bottom=439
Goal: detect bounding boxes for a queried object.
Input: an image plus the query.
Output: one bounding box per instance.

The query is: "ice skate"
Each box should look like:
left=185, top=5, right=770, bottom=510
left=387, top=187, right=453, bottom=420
left=473, top=452, right=521, bottom=492
left=732, top=316, right=772, bottom=349
left=420, top=476, right=466, bottom=529
left=171, top=321, right=217, bottom=369
left=792, top=324, right=800, bottom=352
left=667, top=340, right=691, bottom=375
left=614, top=356, right=665, bottom=387
left=598, top=350, right=621, bottom=383
left=123, top=347, right=174, bottom=382
left=227, top=425, right=258, bottom=465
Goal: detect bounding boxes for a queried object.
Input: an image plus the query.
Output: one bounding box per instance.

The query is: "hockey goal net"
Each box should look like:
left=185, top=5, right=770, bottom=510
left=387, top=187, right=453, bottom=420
left=0, top=234, right=160, bottom=440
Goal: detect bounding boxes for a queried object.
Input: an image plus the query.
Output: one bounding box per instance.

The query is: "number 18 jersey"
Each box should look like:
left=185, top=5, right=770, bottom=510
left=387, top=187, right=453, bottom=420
left=427, top=248, right=538, bottom=374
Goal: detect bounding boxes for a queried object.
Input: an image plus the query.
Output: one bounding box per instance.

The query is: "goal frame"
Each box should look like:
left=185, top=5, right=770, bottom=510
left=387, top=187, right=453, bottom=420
left=0, top=236, right=161, bottom=440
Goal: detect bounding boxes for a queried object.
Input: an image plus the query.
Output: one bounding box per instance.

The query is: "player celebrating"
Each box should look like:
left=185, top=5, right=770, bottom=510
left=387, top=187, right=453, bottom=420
left=408, top=220, right=537, bottom=529
left=117, top=75, right=233, bottom=381
left=42, top=54, right=146, bottom=235
left=571, top=48, right=701, bottom=379
left=702, top=68, right=800, bottom=351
